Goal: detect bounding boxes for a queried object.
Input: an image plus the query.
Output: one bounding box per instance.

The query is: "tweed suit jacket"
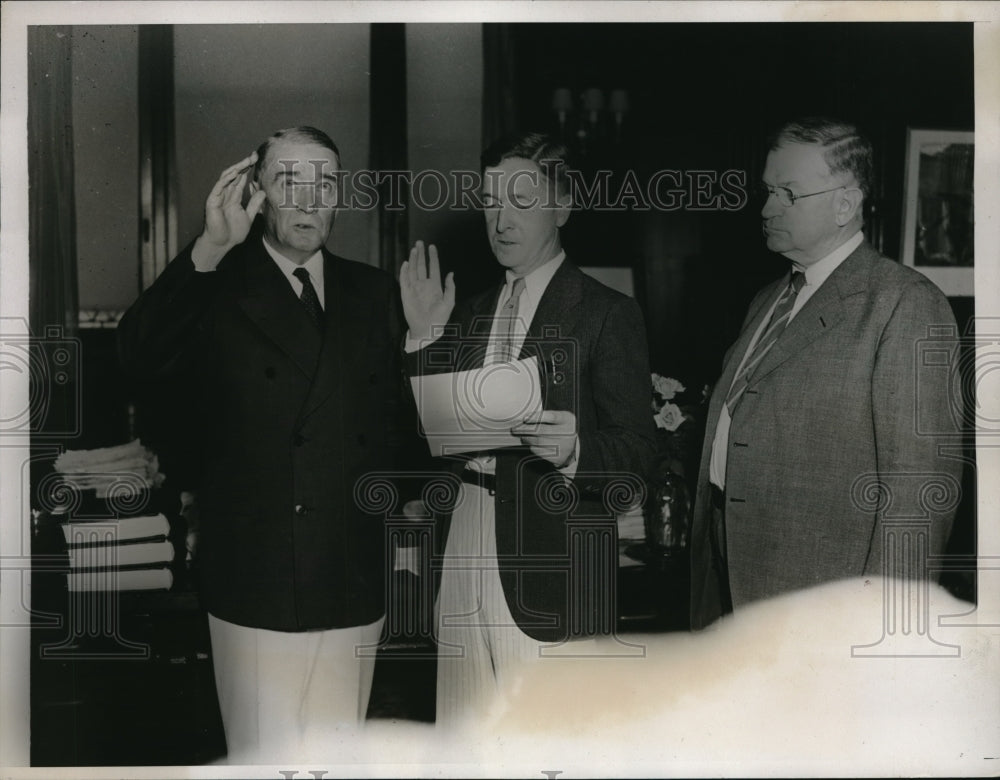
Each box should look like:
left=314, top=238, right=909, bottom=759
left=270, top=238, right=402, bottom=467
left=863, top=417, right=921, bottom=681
left=689, top=241, right=962, bottom=630
left=406, top=259, right=658, bottom=642
left=118, top=227, right=402, bottom=631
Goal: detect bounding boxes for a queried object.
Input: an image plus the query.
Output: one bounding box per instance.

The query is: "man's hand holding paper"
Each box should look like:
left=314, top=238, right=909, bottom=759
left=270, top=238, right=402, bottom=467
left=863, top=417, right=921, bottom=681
left=410, top=355, right=545, bottom=456
left=511, top=410, right=578, bottom=469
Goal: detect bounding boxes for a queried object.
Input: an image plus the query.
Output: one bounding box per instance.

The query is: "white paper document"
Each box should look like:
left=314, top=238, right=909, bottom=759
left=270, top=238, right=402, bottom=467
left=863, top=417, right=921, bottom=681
left=411, top=356, right=543, bottom=457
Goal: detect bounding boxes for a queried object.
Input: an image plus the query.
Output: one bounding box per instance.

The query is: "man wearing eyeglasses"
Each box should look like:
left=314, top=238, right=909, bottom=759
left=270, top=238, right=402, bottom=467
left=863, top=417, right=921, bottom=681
left=689, top=117, right=962, bottom=629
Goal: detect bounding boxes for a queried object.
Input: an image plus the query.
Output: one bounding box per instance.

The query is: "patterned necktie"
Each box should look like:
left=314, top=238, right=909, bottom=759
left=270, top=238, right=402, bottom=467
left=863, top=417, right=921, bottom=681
left=292, top=267, right=324, bottom=329
left=725, top=271, right=806, bottom=415
left=490, top=277, right=526, bottom=364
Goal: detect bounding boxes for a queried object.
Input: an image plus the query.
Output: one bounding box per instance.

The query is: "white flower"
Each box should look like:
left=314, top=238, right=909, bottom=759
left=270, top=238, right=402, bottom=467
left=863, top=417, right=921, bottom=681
left=654, top=402, right=686, bottom=432
left=652, top=373, right=685, bottom=402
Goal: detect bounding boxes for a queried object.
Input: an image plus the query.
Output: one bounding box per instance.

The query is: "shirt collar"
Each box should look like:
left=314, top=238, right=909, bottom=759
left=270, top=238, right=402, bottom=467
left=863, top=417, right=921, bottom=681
left=262, top=236, right=325, bottom=282
left=504, top=251, right=565, bottom=300
left=793, top=230, right=863, bottom=289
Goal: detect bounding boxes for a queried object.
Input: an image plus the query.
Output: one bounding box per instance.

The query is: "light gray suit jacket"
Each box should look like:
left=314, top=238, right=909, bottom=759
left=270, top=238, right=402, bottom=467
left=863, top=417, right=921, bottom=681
left=690, top=241, right=963, bottom=629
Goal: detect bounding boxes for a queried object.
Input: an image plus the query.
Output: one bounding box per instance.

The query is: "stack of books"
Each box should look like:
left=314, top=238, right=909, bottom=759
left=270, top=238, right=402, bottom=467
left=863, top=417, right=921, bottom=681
left=60, top=513, right=174, bottom=592
left=53, top=439, right=165, bottom=498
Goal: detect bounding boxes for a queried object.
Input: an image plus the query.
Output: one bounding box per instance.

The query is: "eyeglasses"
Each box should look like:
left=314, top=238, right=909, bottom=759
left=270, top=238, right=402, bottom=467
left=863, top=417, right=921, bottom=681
left=758, top=184, right=848, bottom=208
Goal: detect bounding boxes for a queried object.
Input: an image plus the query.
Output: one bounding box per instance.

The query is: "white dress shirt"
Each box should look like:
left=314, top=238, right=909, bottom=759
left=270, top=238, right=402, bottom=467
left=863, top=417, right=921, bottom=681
left=486, top=251, right=566, bottom=361
left=709, top=231, right=864, bottom=489
left=263, top=237, right=326, bottom=310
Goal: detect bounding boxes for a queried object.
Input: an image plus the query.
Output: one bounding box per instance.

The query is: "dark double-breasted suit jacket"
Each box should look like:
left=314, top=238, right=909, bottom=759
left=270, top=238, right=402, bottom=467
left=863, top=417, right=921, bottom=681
left=689, top=241, right=963, bottom=630
left=406, top=259, right=658, bottom=643
left=118, top=226, right=402, bottom=631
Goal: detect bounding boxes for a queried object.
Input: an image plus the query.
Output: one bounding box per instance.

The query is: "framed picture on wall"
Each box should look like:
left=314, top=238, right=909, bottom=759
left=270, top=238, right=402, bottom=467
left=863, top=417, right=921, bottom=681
left=900, top=128, right=974, bottom=296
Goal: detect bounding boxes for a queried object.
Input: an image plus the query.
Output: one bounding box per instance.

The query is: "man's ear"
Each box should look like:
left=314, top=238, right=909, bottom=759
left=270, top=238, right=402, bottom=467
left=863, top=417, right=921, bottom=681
left=554, top=189, right=573, bottom=228
left=836, top=187, right=864, bottom=226
left=555, top=202, right=572, bottom=229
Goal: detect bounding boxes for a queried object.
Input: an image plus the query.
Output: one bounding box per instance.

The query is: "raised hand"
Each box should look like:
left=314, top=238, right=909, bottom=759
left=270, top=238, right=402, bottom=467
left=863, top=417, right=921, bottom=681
left=191, top=152, right=268, bottom=271
left=399, top=241, right=456, bottom=341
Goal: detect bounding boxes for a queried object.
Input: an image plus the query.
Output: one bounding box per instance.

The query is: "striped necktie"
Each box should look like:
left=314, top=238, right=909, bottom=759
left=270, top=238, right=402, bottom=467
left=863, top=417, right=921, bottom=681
left=292, top=267, right=324, bottom=330
left=490, top=277, right=526, bottom=364
left=725, top=271, right=806, bottom=415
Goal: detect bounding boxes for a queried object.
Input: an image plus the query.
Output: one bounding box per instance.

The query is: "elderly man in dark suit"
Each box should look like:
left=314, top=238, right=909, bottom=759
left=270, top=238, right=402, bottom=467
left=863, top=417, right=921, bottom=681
left=118, top=126, right=400, bottom=760
left=400, top=132, right=657, bottom=725
left=689, top=117, right=962, bottom=630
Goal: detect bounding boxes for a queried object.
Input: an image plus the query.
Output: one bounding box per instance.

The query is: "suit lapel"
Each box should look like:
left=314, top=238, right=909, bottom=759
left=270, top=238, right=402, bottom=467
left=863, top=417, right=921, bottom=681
left=717, top=279, right=782, bottom=394
left=748, top=242, right=874, bottom=387
left=456, top=259, right=581, bottom=403
left=455, top=284, right=503, bottom=368
left=523, top=259, right=583, bottom=346
left=470, top=285, right=502, bottom=335
left=520, top=259, right=583, bottom=408
left=299, top=253, right=371, bottom=421
left=459, top=258, right=583, bottom=353
left=237, top=239, right=322, bottom=378
left=700, top=280, right=779, bottom=460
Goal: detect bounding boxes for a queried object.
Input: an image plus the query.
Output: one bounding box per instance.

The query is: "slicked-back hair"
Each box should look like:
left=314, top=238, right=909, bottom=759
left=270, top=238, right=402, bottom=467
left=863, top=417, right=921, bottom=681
left=769, top=117, right=873, bottom=204
left=481, top=131, right=573, bottom=203
left=253, top=126, right=342, bottom=182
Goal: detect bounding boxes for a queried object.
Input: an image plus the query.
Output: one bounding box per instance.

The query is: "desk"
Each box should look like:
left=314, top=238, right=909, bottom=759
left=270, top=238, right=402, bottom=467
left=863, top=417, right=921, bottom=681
left=387, top=525, right=691, bottom=640
left=29, top=502, right=690, bottom=756
left=617, top=541, right=690, bottom=632
left=29, top=494, right=227, bottom=766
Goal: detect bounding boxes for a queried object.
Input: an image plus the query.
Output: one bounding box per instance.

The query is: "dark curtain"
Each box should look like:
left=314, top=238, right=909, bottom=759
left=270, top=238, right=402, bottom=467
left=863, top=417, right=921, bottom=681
left=28, top=25, right=79, bottom=339
left=138, top=25, right=178, bottom=289
left=369, top=24, right=409, bottom=275
left=482, top=24, right=518, bottom=148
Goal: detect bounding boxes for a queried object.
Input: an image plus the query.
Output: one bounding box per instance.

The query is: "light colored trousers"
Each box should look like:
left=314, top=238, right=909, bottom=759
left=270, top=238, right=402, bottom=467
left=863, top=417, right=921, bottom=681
left=435, top=482, right=565, bottom=727
left=207, top=612, right=383, bottom=763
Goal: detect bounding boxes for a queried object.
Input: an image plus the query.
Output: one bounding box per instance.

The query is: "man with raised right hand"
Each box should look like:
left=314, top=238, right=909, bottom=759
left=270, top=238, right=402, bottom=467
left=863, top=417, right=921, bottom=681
left=119, top=126, right=402, bottom=761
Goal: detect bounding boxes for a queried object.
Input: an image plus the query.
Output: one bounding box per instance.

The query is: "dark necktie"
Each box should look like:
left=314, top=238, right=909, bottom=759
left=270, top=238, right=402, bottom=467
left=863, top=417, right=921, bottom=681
left=490, top=277, right=526, bottom=364
left=725, top=271, right=806, bottom=415
left=292, top=267, right=324, bottom=329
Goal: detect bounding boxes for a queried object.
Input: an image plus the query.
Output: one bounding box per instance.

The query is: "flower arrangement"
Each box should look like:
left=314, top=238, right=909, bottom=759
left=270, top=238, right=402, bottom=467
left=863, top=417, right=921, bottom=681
left=650, top=373, right=708, bottom=483
left=641, top=373, right=710, bottom=550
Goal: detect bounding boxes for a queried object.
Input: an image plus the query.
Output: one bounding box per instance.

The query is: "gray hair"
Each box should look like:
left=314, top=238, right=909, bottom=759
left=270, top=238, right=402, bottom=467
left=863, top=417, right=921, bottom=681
left=253, top=126, right=341, bottom=182
left=769, top=117, right=873, bottom=203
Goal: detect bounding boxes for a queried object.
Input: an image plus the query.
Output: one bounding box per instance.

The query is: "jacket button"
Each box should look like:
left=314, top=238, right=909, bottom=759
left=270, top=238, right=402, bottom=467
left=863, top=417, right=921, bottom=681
left=357, top=434, right=366, bottom=446
left=265, top=367, right=276, bottom=379
left=294, top=504, right=308, bottom=516
left=293, top=434, right=305, bottom=447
